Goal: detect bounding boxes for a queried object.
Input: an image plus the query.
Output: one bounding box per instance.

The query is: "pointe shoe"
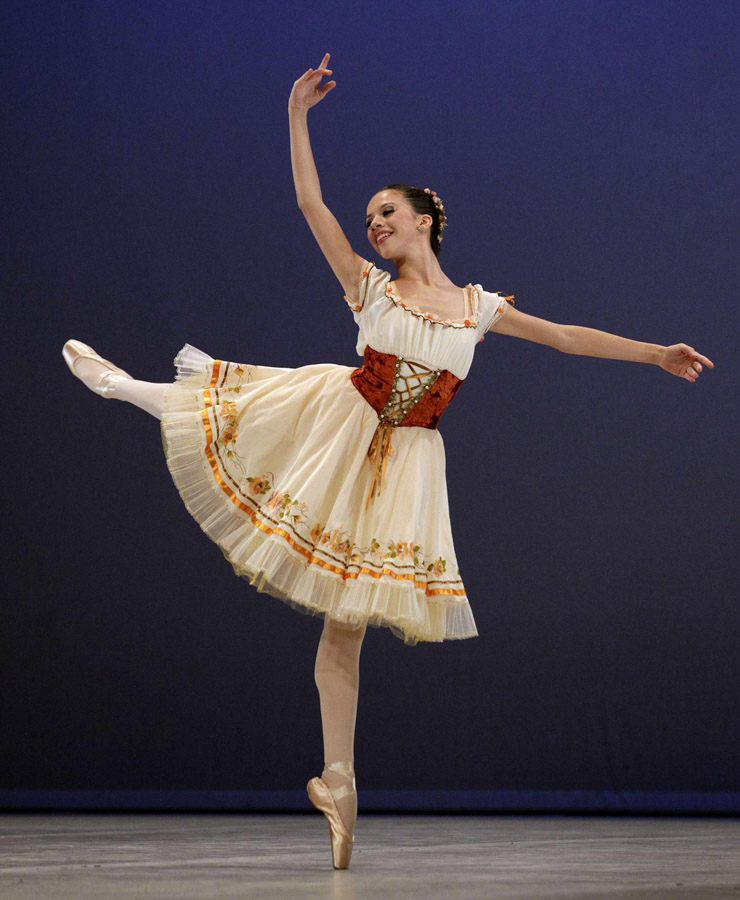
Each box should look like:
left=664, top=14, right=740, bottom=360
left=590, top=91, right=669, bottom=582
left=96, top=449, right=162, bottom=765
left=307, top=760, right=356, bottom=869
left=62, top=340, right=133, bottom=397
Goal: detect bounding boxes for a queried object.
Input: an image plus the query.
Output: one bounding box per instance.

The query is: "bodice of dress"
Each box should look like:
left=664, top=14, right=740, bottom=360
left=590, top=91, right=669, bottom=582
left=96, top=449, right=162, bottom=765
left=344, top=259, right=512, bottom=381
left=345, top=260, right=513, bottom=507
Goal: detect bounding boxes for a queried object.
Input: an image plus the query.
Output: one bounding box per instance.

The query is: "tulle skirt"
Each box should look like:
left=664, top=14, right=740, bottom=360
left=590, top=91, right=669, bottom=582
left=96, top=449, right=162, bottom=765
left=160, top=344, right=478, bottom=645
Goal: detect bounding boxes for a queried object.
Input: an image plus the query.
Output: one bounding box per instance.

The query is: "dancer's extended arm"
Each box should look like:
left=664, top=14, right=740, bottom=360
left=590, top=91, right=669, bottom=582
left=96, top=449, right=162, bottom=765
left=489, top=305, right=714, bottom=382
left=289, top=53, right=364, bottom=297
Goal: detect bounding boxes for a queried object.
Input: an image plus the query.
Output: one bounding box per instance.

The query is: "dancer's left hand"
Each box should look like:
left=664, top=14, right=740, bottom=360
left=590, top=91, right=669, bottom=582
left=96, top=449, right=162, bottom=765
left=659, top=344, right=714, bottom=381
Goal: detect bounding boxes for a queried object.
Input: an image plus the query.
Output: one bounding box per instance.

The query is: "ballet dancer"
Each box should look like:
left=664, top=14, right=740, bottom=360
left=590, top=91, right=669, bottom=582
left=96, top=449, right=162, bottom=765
left=63, top=53, right=713, bottom=868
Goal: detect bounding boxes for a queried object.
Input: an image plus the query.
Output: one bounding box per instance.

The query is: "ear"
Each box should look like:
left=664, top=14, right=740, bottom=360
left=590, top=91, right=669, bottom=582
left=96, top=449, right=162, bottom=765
left=419, top=214, right=434, bottom=230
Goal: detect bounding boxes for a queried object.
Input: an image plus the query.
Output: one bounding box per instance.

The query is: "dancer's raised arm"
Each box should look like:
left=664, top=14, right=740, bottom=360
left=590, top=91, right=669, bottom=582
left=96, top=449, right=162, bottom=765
left=488, top=304, right=714, bottom=382
left=289, top=53, right=364, bottom=298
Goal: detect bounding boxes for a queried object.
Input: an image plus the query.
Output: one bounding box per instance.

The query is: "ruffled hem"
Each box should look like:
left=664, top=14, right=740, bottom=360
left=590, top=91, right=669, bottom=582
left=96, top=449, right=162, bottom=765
left=160, top=344, right=479, bottom=646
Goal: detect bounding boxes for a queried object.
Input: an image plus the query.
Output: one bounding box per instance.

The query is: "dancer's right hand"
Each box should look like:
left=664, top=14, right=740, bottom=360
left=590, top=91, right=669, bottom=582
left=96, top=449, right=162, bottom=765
left=289, top=53, right=336, bottom=110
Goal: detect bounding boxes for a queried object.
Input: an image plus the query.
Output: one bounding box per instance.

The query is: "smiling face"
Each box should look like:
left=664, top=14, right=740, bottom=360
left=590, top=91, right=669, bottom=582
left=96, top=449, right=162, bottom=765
left=365, top=189, right=430, bottom=258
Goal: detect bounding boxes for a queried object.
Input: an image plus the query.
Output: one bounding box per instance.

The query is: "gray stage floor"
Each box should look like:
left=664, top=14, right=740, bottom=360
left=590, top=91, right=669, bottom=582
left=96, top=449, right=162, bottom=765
left=1, top=813, right=739, bottom=899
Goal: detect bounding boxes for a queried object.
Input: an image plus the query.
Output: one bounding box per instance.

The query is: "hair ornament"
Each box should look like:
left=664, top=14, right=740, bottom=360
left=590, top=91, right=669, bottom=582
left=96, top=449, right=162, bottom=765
left=423, top=187, right=447, bottom=242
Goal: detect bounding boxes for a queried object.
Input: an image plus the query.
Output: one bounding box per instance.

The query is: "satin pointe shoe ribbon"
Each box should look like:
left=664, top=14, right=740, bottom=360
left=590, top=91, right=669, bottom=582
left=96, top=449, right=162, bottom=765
left=93, top=370, right=128, bottom=397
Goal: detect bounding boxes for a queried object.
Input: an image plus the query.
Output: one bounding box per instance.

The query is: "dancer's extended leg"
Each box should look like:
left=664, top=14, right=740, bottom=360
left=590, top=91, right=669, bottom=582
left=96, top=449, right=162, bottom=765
left=109, top=378, right=169, bottom=420
left=314, top=616, right=367, bottom=834
left=63, top=341, right=169, bottom=420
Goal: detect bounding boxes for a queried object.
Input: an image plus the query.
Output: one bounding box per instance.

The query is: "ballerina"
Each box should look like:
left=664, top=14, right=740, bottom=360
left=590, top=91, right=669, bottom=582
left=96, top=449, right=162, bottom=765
left=63, top=53, right=713, bottom=869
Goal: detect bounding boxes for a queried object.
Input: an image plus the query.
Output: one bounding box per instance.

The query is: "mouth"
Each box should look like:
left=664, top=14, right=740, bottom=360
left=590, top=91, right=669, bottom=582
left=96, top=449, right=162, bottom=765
left=375, top=231, right=393, bottom=246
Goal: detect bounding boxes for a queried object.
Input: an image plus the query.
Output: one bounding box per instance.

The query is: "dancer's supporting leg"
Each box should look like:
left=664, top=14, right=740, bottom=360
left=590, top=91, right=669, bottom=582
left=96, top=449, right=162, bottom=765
left=314, top=616, right=367, bottom=834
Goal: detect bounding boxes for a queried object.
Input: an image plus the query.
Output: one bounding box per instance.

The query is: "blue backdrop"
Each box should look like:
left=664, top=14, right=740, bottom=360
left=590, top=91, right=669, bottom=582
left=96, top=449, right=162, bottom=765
left=2, top=0, right=737, bottom=812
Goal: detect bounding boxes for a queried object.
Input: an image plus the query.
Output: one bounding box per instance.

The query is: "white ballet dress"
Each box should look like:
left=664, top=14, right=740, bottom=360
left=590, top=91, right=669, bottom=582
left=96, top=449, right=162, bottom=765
left=160, top=259, right=512, bottom=645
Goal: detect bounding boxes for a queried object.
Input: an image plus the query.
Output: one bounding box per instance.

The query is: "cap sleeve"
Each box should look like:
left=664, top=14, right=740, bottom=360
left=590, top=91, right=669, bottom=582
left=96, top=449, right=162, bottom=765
left=343, top=259, right=392, bottom=321
left=475, top=287, right=515, bottom=341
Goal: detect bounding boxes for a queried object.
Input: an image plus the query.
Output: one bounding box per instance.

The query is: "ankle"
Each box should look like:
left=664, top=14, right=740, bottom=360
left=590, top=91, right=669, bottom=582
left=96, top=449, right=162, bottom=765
left=320, top=763, right=358, bottom=836
left=322, top=760, right=355, bottom=786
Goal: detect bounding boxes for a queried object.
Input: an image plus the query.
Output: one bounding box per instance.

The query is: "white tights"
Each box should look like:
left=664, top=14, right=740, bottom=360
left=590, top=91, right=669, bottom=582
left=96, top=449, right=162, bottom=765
left=71, top=356, right=169, bottom=420
left=73, top=353, right=368, bottom=832
left=314, top=617, right=367, bottom=833
left=111, top=378, right=169, bottom=420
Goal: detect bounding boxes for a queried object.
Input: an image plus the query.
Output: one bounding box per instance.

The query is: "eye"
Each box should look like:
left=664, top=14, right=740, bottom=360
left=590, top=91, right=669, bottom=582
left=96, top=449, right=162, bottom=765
left=366, top=207, right=395, bottom=228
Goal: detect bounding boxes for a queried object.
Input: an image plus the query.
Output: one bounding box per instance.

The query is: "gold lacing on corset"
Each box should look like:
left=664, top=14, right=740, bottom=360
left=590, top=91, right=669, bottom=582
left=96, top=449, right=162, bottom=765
left=365, top=357, right=441, bottom=509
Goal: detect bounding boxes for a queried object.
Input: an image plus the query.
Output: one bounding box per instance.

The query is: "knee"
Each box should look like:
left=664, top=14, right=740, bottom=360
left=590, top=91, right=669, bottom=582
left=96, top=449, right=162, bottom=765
left=314, top=616, right=367, bottom=680
left=322, top=615, right=368, bottom=645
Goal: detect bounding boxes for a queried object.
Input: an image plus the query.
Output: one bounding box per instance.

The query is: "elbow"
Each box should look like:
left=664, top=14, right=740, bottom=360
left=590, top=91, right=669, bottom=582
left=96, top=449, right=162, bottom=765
left=557, top=325, right=574, bottom=354
left=296, top=195, right=322, bottom=214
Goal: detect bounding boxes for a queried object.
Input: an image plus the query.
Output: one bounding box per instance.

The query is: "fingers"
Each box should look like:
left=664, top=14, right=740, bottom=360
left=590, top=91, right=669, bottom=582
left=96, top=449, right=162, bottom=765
left=310, top=53, right=333, bottom=76
left=685, top=350, right=715, bottom=382
left=682, top=344, right=714, bottom=369
left=302, top=68, right=333, bottom=85
left=671, top=344, right=715, bottom=382
left=299, top=63, right=333, bottom=85
left=681, top=362, right=697, bottom=381
left=684, top=361, right=705, bottom=382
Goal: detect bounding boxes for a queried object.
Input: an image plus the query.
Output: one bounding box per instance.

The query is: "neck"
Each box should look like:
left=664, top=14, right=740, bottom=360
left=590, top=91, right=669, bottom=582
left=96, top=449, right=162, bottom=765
left=392, top=249, right=448, bottom=286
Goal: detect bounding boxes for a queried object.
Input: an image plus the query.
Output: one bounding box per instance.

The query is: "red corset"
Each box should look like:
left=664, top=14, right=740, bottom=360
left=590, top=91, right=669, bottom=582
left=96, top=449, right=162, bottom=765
left=350, top=345, right=465, bottom=507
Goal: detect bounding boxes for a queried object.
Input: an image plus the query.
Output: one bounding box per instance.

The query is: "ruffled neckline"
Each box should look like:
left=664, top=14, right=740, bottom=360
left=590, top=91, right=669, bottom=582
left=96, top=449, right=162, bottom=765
left=384, top=280, right=479, bottom=329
